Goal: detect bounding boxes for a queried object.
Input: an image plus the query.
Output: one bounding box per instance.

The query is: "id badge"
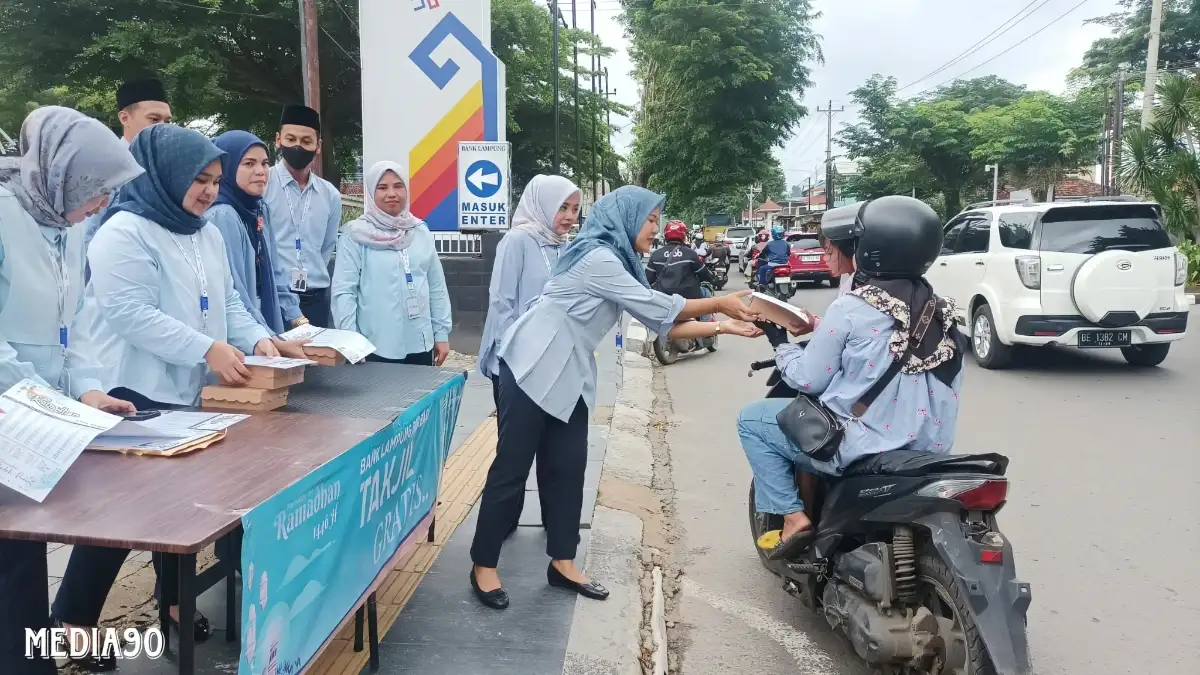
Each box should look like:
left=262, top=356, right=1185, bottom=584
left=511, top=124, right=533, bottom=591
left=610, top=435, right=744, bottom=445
left=290, top=267, right=308, bottom=292
left=405, top=296, right=421, bottom=319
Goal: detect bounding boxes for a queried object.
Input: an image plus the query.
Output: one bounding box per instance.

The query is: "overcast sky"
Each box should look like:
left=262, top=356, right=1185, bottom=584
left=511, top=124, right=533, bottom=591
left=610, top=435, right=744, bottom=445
left=571, top=0, right=1124, bottom=193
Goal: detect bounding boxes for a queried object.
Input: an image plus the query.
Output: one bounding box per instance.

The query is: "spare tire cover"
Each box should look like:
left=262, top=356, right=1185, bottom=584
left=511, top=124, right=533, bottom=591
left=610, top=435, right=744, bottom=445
left=1071, top=250, right=1157, bottom=325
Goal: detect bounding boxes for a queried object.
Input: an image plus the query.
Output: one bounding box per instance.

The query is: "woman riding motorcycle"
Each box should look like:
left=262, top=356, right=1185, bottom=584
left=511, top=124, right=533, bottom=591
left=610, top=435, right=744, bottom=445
left=754, top=225, right=791, bottom=286
left=737, top=196, right=967, bottom=559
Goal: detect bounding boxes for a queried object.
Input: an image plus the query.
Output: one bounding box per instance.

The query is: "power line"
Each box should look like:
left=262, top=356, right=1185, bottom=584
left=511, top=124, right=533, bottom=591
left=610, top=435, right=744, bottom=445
left=913, top=0, right=1095, bottom=97
left=897, top=0, right=1051, bottom=92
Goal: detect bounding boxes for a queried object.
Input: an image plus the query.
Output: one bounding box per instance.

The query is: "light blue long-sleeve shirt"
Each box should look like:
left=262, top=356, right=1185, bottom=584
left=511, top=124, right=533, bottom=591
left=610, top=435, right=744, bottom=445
left=774, top=294, right=964, bottom=474
left=205, top=203, right=301, bottom=334
left=479, top=229, right=563, bottom=379
left=81, top=211, right=272, bottom=406
left=331, top=227, right=452, bottom=360
left=263, top=163, right=341, bottom=290
left=0, top=193, right=104, bottom=398
left=499, top=248, right=686, bottom=422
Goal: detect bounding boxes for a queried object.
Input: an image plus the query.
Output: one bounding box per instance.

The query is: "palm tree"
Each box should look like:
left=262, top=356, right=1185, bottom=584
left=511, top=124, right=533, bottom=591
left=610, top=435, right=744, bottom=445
left=1120, top=73, right=1200, bottom=241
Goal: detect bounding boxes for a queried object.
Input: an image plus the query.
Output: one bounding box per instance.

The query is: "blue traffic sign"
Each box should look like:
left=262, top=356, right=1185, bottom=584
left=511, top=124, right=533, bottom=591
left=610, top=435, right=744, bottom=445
left=464, top=159, right=503, bottom=198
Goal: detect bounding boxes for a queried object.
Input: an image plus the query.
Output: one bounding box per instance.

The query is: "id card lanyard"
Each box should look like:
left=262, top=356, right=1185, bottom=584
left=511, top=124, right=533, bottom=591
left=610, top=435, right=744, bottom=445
left=399, top=249, right=422, bottom=320
left=171, top=234, right=209, bottom=333
left=278, top=170, right=313, bottom=273
left=539, top=245, right=553, bottom=273
left=47, top=235, right=70, bottom=356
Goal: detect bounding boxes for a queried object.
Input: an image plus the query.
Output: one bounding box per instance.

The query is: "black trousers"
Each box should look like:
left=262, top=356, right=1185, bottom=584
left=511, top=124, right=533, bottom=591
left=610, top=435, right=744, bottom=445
left=471, top=361, right=589, bottom=567
left=297, top=287, right=330, bottom=328
left=490, top=376, right=550, bottom=531
left=0, top=539, right=55, bottom=674
left=367, top=351, right=434, bottom=366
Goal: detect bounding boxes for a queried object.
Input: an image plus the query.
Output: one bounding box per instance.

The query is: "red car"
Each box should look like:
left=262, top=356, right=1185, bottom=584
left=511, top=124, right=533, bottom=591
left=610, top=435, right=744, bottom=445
left=786, top=235, right=837, bottom=287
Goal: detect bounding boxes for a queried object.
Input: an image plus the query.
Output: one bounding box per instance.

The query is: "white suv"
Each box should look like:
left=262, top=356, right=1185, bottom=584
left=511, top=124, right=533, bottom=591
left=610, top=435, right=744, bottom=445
left=923, top=198, right=1189, bottom=369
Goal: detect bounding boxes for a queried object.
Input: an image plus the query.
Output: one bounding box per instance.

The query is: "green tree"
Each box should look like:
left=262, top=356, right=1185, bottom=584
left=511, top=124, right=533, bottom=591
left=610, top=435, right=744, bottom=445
left=968, top=92, right=1099, bottom=199
left=1121, top=73, right=1200, bottom=240
left=930, top=75, right=1027, bottom=114
left=0, top=0, right=625, bottom=189
left=1079, top=0, right=1200, bottom=81
left=622, top=0, right=821, bottom=212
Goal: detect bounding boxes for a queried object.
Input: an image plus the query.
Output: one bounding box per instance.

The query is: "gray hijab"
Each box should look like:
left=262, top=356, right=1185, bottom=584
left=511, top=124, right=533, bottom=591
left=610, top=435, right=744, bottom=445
left=0, top=106, right=144, bottom=228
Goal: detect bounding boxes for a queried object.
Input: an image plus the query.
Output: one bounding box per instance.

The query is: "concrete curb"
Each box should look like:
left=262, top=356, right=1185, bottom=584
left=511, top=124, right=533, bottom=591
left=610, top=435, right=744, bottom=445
left=650, top=567, right=668, bottom=675
left=563, top=349, right=658, bottom=675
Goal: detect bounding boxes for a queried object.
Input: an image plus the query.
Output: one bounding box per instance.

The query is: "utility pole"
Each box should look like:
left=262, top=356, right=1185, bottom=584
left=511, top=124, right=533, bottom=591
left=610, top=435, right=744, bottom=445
left=1101, top=85, right=1112, bottom=195
left=746, top=183, right=761, bottom=226
left=552, top=0, right=561, bottom=174
left=1141, top=0, right=1165, bottom=128
left=298, top=0, right=322, bottom=176
left=602, top=67, right=615, bottom=195
left=571, top=0, right=580, bottom=182
left=984, top=164, right=999, bottom=203
left=816, top=100, right=844, bottom=209
left=1112, top=63, right=1130, bottom=195
left=590, top=0, right=597, bottom=207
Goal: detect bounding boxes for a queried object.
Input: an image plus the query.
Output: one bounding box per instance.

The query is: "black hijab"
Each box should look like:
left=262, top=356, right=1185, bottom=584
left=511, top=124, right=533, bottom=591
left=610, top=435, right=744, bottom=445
left=852, top=272, right=965, bottom=386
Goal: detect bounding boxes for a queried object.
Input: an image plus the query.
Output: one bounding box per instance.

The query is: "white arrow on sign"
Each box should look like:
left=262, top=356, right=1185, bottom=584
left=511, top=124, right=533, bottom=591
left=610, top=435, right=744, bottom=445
left=468, top=167, right=500, bottom=191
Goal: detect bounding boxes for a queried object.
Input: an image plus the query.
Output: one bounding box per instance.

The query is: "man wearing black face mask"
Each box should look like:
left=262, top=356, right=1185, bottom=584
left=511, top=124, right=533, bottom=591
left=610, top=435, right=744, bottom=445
left=263, top=104, right=342, bottom=328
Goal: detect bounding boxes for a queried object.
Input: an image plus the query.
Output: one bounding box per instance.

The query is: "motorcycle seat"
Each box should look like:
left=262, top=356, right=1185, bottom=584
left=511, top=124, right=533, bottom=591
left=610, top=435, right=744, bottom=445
left=840, top=449, right=1009, bottom=478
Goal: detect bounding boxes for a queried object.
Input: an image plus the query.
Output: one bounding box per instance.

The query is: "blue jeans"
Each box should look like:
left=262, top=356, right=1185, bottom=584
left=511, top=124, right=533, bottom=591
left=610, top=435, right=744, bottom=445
left=757, top=262, right=783, bottom=286
left=737, top=398, right=825, bottom=515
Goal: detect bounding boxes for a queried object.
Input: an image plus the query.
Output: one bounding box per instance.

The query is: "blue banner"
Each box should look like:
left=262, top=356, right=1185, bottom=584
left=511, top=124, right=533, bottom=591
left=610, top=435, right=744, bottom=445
left=238, top=374, right=465, bottom=675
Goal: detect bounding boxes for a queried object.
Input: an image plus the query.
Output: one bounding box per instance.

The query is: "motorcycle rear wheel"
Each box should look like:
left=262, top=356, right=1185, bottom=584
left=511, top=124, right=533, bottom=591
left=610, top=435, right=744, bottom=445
left=747, top=480, right=783, bottom=572
left=653, top=336, right=679, bottom=365
left=914, top=554, right=998, bottom=675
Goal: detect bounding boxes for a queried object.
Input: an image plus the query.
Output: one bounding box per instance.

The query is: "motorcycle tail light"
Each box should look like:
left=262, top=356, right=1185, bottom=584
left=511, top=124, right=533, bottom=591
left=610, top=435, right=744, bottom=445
left=980, top=549, right=1003, bottom=564
left=917, top=478, right=1008, bottom=510
left=775, top=266, right=791, bottom=276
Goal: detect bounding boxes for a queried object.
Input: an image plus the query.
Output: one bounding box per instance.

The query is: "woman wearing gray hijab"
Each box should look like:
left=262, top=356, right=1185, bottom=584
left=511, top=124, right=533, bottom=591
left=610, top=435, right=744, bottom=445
left=0, top=106, right=144, bottom=673
left=478, top=174, right=580, bottom=535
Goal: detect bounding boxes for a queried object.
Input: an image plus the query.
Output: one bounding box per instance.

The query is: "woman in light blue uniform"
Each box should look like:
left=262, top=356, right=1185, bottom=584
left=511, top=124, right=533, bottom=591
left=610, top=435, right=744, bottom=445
left=469, top=186, right=764, bottom=610
left=479, top=174, right=580, bottom=535
left=84, top=124, right=281, bottom=409
left=0, top=106, right=144, bottom=674
left=206, top=130, right=308, bottom=337
left=75, top=124, right=283, bottom=644
left=332, top=160, right=452, bottom=366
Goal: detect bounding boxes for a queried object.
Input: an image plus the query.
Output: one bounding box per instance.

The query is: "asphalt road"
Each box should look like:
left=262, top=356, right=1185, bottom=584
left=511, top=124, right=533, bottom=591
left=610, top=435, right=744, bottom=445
left=660, top=272, right=1199, bottom=675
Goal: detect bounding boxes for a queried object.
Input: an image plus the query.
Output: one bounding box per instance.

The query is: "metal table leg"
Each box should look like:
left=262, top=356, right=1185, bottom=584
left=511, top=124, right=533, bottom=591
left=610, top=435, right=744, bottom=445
left=353, top=605, right=365, bottom=652
left=224, top=538, right=238, bottom=643
left=367, top=592, right=380, bottom=672
left=178, top=552, right=197, bottom=675
left=428, top=514, right=436, bottom=543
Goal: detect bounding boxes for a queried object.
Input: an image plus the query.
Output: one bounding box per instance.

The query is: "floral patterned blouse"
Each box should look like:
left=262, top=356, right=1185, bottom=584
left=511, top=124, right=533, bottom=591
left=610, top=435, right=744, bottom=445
left=775, top=289, right=964, bottom=474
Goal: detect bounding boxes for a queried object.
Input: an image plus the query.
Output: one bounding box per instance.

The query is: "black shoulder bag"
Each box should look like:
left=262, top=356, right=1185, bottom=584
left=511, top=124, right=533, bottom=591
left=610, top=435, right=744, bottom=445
left=775, top=299, right=937, bottom=462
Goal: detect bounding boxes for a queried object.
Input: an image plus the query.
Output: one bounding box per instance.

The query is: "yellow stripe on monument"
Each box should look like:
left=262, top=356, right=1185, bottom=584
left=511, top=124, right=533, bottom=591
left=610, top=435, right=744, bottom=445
left=410, top=82, right=484, bottom=171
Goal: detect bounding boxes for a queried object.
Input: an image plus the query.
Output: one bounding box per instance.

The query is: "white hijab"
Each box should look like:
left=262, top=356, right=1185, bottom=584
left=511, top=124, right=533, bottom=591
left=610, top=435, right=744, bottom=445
left=343, top=160, right=424, bottom=250
left=510, top=174, right=579, bottom=246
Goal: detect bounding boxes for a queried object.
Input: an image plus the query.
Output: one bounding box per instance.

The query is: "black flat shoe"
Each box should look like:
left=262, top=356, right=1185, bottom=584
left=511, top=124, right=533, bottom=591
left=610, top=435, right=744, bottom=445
left=49, top=617, right=116, bottom=672
left=168, top=611, right=213, bottom=643
left=470, top=567, right=509, bottom=610
left=547, top=563, right=609, bottom=601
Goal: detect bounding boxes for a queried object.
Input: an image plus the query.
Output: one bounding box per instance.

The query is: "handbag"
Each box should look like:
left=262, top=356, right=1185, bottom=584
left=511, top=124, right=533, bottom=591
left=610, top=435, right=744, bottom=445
left=775, top=298, right=937, bottom=462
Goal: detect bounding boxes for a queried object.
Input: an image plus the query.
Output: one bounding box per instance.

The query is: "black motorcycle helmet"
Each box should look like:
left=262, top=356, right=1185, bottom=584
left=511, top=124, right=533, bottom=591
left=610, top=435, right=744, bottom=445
left=821, top=196, right=943, bottom=278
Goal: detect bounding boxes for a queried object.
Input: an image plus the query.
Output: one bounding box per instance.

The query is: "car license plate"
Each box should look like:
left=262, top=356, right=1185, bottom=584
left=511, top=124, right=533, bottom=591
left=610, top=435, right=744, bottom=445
left=801, top=255, right=820, bottom=262
left=1077, top=330, right=1131, bottom=348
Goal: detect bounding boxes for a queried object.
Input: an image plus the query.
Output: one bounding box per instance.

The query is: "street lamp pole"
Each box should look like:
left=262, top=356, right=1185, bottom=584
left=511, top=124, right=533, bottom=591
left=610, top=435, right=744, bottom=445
left=589, top=0, right=597, bottom=207
left=985, top=164, right=999, bottom=203
left=552, top=0, right=561, bottom=174
left=571, top=0, right=580, bottom=181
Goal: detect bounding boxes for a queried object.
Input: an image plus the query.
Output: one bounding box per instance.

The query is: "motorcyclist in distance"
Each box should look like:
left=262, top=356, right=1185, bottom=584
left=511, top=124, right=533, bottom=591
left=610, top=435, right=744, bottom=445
left=708, top=236, right=731, bottom=265
left=646, top=220, right=712, bottom=299
left=694, top=234, right=709, bottom=258
left=755, top=224, right=791, bottom=287
left=737, top=197, right=967, bottom=560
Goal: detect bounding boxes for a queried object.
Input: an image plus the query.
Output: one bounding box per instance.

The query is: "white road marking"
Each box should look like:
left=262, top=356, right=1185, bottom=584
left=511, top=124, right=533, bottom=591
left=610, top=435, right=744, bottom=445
left=679, top=576, right=838, bottom=674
